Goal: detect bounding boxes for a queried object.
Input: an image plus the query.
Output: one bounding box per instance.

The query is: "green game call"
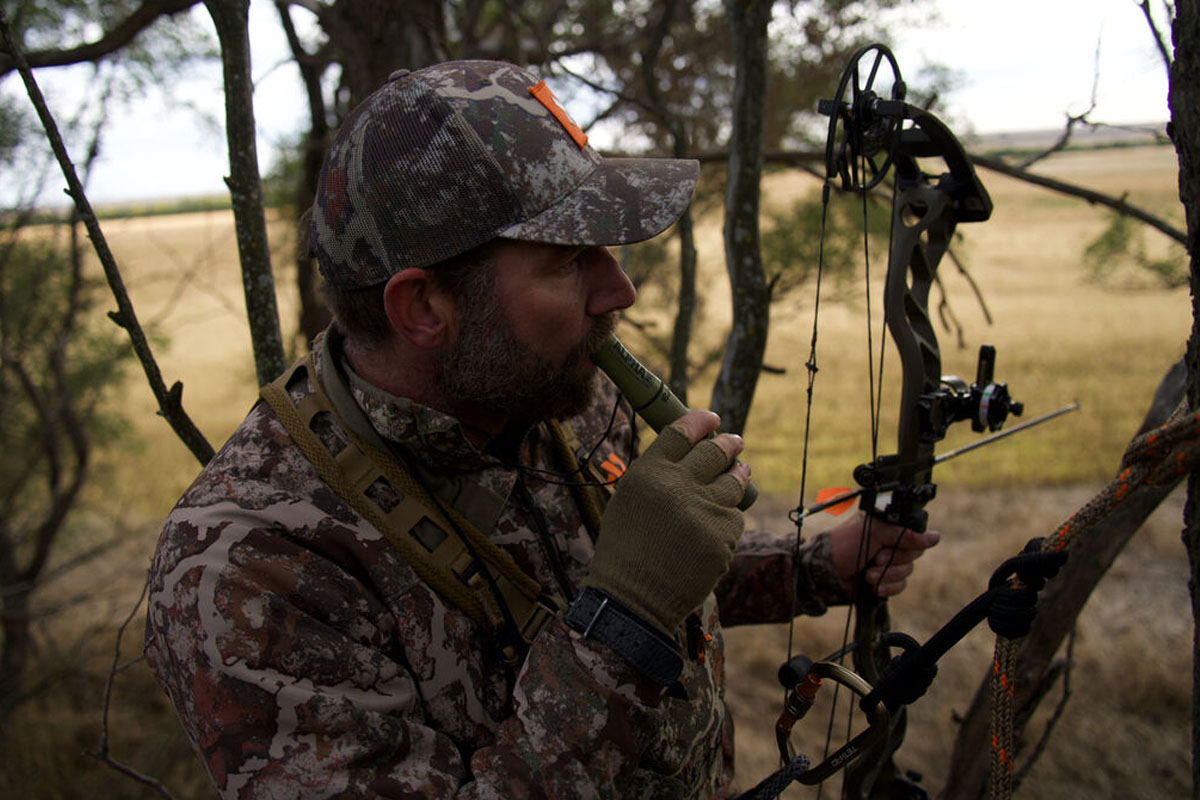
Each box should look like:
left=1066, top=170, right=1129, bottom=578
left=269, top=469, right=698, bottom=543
left=592, top=334, right=758, bottom=510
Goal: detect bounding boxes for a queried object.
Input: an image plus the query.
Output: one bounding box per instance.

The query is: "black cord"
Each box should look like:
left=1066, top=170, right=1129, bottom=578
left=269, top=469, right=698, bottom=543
left=516, top=392, right=632, bottom=489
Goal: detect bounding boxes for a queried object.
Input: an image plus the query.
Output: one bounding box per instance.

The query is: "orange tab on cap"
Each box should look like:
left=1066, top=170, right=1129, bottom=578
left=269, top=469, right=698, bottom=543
left=528, top=80, right=588, bottom=150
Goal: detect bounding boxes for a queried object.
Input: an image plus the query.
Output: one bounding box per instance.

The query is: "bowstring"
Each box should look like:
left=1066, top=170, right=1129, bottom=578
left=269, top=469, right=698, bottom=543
left=787, top=174, right=833, bottom=725
left=788, top=64, right=907, bottom=796
left=835, top=113, right=889, bottom=800
left=835, top=90, right=908, bottom=800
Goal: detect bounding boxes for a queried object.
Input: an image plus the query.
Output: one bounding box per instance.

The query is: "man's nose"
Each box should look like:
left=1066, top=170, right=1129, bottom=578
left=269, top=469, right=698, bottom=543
left=584, top=247, right=636, bottom=317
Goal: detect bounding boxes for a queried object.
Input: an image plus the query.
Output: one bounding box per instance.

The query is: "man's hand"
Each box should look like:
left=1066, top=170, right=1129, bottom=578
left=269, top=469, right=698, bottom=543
left=828, top=513, right=940, bottom=597
left=585, top=410, right=749, bottom=635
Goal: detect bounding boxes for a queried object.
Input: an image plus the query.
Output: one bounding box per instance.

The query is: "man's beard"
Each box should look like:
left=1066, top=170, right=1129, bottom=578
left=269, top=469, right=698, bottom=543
left=436, top=299, right=616, bottom=424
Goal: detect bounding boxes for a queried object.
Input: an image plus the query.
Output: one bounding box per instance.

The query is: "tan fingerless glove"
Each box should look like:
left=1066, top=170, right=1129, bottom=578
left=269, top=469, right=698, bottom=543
left=584, top=425, right=746, bottom=635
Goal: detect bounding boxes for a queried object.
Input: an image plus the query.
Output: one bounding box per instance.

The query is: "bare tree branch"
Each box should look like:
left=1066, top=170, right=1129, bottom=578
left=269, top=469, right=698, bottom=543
left=85, top=575, right=182, bottom=800
left=1140, top=0, right=1174, bottom=73
left=970, top=152, right=1188, bottom=245
left=638, top=0, right=701, bottom=402
left=1012, top=631, right=1076, bottom=791
left=0, top=0, right=200, bottom=77
left=274, top=0, right=332, bottom=344
left=1016, top=36, right=1102, bottom=170
left=687, top=144, right=1188, bottom=252
left=203, top=0, right=287, bottom=385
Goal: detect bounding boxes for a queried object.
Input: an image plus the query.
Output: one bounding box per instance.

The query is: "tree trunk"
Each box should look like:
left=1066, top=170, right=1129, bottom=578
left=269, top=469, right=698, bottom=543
left=669, top=207, right=698, bottom=404
left=0, top=533, right=32, bottom=718
left=944, top=359, right=1187, bottom=799
left=1169, top=1, right=1200, bottom=793
left=639, top=0, right=698, bottom=404
left=711, top=0, right=771, bottom=434
left=275, top=0, right=331, bottom=346
left=204, top=0, right=286, bottom=385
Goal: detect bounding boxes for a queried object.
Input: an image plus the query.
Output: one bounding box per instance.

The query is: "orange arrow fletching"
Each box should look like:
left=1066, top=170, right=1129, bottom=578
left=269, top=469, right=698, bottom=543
left=814, top=487, right=857, bottom=516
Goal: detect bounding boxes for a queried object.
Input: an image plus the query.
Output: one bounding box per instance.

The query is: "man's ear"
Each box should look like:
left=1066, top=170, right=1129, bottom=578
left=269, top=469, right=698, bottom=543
left=382, top=268, right=456, bottom=349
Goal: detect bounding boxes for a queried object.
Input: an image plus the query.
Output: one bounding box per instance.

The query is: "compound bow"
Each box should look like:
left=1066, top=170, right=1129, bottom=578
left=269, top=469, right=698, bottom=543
left=747, top=43, right=1068, bottom=800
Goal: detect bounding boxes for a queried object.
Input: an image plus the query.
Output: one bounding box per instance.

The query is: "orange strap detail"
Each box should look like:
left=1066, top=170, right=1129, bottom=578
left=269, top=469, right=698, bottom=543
left=599, top=453, right=627, bottom=483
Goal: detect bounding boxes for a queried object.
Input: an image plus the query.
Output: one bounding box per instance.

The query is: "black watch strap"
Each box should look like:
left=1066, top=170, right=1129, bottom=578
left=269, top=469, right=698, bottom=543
left=564, top=586, right=684, bottom=687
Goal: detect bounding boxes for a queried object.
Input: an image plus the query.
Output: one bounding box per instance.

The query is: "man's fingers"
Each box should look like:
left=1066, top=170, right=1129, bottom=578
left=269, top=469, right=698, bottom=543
left=853, top=523, right=942, bottom=597
left=873, top=546, right=926, bottom=568
left=865, top=561, right=914, bottom=585
left=874, top=577, right=909, bottom=598
left=650, top=409, right=719, bottom=461
left=711, top=471, right=748, bottom=510
left=667, top=409, right=721, bottom=443
left=728, top=459, right=751, bottom=488
left=860, top=525, right=940, bottom=559
left=681, top=431, right=743, bottom=470
left=883, top=527, right=941, bottom=551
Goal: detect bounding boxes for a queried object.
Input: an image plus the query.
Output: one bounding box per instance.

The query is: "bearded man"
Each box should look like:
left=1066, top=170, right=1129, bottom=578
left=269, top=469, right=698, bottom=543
left=145, top=60, right=937, bottom=799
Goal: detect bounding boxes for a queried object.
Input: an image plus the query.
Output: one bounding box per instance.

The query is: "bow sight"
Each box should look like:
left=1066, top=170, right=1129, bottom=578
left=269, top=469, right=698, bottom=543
left=853, top=343, right=1026, bottom=532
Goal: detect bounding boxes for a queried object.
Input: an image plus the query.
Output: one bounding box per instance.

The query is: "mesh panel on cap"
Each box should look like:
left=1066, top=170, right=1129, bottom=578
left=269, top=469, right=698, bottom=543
left=313, top=75, right=522, bottom=288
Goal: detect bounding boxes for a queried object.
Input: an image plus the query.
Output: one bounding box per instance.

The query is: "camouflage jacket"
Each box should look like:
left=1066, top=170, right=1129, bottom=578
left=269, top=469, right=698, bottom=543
left=145, top=333, right=849, bottom=799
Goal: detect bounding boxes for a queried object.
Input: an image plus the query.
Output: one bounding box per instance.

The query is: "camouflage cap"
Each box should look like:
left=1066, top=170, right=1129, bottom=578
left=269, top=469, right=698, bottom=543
left=311, top=60, right=700, bottom=289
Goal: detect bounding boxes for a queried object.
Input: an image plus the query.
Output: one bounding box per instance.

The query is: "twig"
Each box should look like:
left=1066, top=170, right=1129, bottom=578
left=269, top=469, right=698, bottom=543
left=0, top=7, right=214, bottom=466
left=0, top=0, right=200, bottom=77
left=686, top=146, right=1188, bottom=250
left=944, top=245, right=994, bottom=326
left=1139, top=0, right=1174, bottom=73
left=1017, top=34, right=1102, bottom=170
left=933, top=272, right=966, bottom=349
left=85, top=574, right=181, bottom=800
left=1012, top=630, right=1076, bottom=790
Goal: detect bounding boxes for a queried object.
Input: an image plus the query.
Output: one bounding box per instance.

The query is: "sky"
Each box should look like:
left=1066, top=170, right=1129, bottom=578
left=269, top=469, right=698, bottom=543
left=2, top=0, right=1174, bottom=206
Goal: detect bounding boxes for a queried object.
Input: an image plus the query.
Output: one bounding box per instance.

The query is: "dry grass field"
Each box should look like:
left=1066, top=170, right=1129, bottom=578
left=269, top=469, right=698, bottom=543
left=1, top=143, right=1192, bottom=799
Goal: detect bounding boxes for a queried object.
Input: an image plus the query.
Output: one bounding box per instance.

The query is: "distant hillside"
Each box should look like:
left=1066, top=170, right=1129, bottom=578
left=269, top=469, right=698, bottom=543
left=968, top=121, right=1169, bottom=152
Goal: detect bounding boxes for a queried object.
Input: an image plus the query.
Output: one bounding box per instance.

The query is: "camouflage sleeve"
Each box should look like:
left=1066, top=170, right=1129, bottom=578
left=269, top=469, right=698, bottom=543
left=715, top=530, right=851, bottom=626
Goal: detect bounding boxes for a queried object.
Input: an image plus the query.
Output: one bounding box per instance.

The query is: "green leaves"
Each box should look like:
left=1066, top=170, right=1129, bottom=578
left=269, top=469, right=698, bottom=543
left=1083, top=209, right=1188, bottom=289
left=0, top=234, right=132, bottom=530
left=761, top=186, right=891, bottom=300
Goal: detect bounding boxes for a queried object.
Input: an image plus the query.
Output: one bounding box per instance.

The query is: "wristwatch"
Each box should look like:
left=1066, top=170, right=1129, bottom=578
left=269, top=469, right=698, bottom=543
left=564, top=586, right=684, bottom=688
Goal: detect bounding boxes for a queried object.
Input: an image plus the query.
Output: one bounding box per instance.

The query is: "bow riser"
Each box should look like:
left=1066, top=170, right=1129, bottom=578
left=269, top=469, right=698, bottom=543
left=888, top=184, right=954, bottom=502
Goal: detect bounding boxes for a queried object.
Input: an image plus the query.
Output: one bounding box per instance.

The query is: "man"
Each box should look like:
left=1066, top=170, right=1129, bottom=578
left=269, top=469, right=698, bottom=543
left=145, top=60, right=937, bottom=799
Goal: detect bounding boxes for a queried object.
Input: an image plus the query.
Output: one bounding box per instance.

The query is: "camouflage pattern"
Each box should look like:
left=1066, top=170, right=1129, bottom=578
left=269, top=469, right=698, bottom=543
left=311, top=60, right=700, bottom=288
left=145, top=332, right=847, bottom=798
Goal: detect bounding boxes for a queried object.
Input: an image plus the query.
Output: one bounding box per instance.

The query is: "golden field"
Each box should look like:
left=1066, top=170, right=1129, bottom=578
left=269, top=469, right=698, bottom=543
left=1, top=143, right=1192, bottom=798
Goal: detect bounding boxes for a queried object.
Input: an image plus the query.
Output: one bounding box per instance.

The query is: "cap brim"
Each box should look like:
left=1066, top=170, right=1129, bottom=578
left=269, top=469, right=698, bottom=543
left=498, top=157, right=699, bottom=246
